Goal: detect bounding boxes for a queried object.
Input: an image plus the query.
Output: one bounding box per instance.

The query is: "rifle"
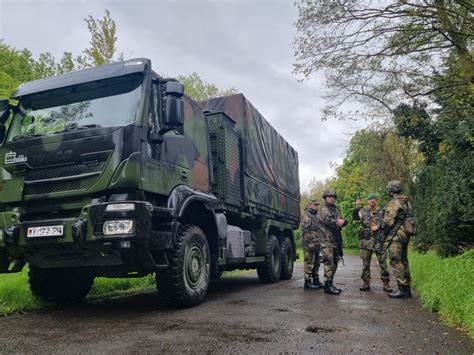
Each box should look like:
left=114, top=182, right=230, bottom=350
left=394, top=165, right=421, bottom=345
left=376, top=210, right=386, bottom=255
left=383, top=216, right=405, bottom=252
left=333, top=227, right=345, bottom=266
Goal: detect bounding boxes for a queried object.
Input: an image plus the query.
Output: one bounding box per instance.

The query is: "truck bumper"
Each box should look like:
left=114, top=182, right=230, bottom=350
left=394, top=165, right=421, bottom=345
left=0, top=201, right=175, bottom=272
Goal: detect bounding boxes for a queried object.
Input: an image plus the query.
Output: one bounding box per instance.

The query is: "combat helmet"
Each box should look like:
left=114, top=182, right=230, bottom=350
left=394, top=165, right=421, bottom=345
left=386, top=180, right=402, bottom=193
left=322, top=189, right=337, bottom=199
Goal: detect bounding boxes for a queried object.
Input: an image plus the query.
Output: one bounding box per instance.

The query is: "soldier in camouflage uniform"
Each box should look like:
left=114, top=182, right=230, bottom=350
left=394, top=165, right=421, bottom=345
left=301, top=199, right=324, bottom=290
left=383, top=180, right=414, bottom=299
left=318, top=189, right=347, bottom=295
left=353, top=193, right=392, bottom=292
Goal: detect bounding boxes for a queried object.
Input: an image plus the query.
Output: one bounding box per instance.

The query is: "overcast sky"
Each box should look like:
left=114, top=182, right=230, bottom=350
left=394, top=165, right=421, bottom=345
left=0, top=0, right=366, bottom=192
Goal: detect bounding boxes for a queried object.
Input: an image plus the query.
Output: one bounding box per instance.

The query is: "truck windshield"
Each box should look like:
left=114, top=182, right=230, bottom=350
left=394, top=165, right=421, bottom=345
left=7, top=73, right=143, bottom=142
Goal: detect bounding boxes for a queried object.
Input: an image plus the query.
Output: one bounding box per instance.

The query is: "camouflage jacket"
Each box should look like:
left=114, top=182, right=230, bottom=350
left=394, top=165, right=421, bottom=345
left=353, top=207, right=383, bottom=250
left=383, top=194, right=411, bottom=244
left=318, top=202, right=346, bottom=249
left=300, top=208, right=320, bottom=249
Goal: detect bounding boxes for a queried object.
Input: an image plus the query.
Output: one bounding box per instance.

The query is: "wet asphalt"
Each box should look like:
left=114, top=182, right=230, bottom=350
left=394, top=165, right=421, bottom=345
left=0, top=255, right=472, bottom=354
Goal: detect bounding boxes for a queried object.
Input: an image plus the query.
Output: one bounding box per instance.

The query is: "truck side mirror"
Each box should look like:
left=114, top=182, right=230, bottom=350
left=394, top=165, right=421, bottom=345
left=165, top=81, right=184, bottom=98
left=163, top=81, right=185, bottom=128
left=164, top=96, right=184, bottom=127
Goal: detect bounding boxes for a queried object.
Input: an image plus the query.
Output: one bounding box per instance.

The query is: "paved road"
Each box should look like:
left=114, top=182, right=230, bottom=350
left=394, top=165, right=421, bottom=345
left=0, top=255, right=472, bottom=354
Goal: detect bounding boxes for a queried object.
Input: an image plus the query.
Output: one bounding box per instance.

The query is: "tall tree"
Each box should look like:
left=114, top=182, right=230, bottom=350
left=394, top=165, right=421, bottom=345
left=293, top=0, right=474, bottom=118
left=82, top=9, right=123, bottom=66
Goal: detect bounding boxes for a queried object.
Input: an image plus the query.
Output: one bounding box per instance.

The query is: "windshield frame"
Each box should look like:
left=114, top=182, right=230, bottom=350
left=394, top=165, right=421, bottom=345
left=6, top=73, right=147, bottom=143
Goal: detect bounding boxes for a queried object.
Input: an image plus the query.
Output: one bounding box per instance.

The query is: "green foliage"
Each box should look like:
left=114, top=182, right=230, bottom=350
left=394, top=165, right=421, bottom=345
left=0, top=43, right=37, bottom=98
left=177, top=72, right=238, bottom=101
left=410, top=250, right=474, bottom=338
left=329, top=128, right=423, bottom=249
left=294, top=1, right=474, bottom=117
left=83, top=9, right=123, bottom=67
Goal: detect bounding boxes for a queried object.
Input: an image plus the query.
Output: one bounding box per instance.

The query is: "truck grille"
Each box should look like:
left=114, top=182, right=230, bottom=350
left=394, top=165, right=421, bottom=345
left=23, top=161, right=106, bottom=196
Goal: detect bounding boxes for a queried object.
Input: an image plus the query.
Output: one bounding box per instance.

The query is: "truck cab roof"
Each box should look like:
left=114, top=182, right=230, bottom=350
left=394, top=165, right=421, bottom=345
left=11, top=58, right=151, bottom=99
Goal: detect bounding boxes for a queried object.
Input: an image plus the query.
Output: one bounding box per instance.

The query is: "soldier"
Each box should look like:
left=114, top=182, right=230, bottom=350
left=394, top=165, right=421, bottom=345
left=318, top=189, right=347, bottom=295
left=301, top=199, right=324, bottom=290
left=353, top=194, right=392, bottom=292
left=383, top=180, right=415, bottom=299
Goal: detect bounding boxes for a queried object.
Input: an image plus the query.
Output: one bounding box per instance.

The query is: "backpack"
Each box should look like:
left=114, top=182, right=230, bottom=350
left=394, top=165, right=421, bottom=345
left=401, top=200, right=417, bottom=235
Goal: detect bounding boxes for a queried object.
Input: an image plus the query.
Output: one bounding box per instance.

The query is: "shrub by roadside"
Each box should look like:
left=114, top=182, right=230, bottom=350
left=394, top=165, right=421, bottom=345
left=409, top=250, right=474, bottom=338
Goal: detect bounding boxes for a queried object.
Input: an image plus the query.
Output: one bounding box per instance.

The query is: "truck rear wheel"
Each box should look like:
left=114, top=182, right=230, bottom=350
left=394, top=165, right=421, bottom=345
left=28, top=266, right=94, bottom=305
left=257, top=235, right=281, bottom=283
left=280, top=237, right=294, bottom=280
left=156, top=225, right=210, bottom=307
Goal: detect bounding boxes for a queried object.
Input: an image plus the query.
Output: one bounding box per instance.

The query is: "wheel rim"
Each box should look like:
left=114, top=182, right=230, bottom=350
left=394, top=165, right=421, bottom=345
left=185, top=245, right=206, bottom=289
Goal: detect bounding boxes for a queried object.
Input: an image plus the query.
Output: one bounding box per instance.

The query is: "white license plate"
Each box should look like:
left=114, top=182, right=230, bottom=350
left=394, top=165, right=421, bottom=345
left=27, top=225, right=64, bottom=238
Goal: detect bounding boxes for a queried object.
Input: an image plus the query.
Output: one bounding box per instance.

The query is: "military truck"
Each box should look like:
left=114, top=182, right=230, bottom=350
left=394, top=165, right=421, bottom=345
left=0, top=58, right=300, bottom=307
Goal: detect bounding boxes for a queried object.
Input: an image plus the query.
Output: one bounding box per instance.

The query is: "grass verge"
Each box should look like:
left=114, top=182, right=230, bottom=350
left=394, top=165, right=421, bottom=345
left=0, top=266, right=156, bottom=315
left=409, top=249, right=474, bottom=339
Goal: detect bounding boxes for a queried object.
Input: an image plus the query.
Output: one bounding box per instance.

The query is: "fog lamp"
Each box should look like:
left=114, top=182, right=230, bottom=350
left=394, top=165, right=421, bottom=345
left=105, top=203, right=135, bottom=212
left=103, top=220, right=134, bottom=235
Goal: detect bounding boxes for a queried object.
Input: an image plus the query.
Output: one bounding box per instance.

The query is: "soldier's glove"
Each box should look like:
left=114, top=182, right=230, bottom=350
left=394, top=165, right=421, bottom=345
left=308, top=243, right=317, bottom=251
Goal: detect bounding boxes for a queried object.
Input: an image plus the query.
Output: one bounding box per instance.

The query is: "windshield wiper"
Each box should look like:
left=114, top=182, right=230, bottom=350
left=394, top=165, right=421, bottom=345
left=12, top=133, right=45, bottom=141
left=54, top=124, right=103, bottom=134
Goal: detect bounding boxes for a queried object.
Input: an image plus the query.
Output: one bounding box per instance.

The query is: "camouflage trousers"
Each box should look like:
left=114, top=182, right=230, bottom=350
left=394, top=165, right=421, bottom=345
left=388, top=241, right=411, bottom=287
left=321, top=247, right=338, bottom=282
left=360, top=249, right=390, bottom=282
left=304, top=246, right=320, bottom=281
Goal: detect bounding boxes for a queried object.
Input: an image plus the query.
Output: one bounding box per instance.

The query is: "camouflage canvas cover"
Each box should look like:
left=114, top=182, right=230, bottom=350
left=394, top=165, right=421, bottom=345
left=200, top=94, right=300, bottom=223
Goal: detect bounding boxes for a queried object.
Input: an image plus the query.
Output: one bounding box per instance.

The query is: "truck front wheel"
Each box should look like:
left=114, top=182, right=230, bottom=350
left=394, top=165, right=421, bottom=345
left=257, top=235, right=281, bottom=283
left=28, top=266, right=94, bottom=305
left=156, top=225, right=210, bottom=307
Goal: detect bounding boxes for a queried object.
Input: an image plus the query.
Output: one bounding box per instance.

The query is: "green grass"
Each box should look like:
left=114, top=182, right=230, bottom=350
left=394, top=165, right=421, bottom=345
left=0, top=267, right=45, bottom=314
left=409, top=249, right=474, bottom=338
left=0, top=266, right=156, bottom=314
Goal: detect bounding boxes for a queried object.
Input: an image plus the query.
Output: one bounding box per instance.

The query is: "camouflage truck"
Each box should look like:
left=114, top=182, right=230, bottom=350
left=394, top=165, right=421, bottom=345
left=0, top=58, right=300, bottom=307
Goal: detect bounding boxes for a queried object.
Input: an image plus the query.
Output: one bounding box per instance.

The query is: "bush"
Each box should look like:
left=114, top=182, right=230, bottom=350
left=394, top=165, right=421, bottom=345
left=410, top=249, right=474, bottom=338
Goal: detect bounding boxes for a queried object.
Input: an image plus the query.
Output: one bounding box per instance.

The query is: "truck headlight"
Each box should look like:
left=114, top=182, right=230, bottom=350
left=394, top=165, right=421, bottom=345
left=105, top=203, right=135, bottom=212
left=103, top=220, right=134, bottom=235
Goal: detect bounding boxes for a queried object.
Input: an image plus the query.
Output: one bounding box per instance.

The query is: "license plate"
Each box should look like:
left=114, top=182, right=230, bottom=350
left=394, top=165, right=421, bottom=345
left=27, top=225, right=64, bottom=238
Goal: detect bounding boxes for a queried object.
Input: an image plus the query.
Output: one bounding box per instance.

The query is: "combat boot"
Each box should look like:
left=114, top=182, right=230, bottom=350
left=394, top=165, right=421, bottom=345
left=324, top=281, right=341, bottom=295
left=359, top=280, right=371, bottom=291
left=312, top=278, right=324, bottom=290
left=304, top=279, right=320, bottom=290
left=388, top=285, right=412, bottom=299
left=383, top=280, right=393, bottom=293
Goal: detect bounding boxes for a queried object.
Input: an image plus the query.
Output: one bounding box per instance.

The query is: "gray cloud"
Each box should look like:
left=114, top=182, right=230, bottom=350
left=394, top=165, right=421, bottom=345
left=1, top=0, right=366, bottom=191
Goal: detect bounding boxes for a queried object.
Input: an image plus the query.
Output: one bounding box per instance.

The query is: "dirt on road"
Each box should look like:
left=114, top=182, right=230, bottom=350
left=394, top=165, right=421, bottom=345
left=0, top=255, right=472, bottom=354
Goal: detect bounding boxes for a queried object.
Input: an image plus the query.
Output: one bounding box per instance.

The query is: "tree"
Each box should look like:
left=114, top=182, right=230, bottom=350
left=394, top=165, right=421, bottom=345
left=293, top=0, right=474, bottom=118
left=0, top=43, right=37, bottom=98
left=82, top=9, right=123, bottom=67
left=177, top=72, right=238, bottom=101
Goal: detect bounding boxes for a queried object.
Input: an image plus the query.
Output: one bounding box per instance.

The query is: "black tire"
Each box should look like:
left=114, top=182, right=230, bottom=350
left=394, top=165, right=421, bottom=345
left=28, top=266, right=94, bottom=305
left=257, top=235, right=281, bottom=283
left=280, top=237, right=294, bottom=280
left=156, top=225, right=210, bottom=307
